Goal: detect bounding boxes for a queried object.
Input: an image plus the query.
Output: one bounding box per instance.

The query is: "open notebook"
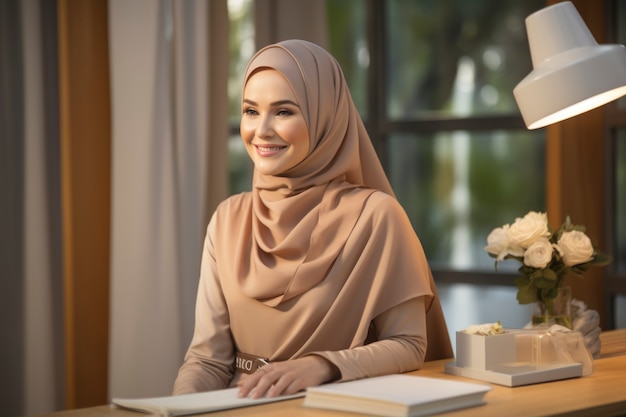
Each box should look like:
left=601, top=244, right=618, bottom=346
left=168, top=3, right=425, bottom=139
left=112, top=388, right=304, bottom=416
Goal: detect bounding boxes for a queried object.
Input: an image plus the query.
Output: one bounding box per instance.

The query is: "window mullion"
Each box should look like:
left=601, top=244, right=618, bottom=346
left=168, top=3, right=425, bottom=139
left=366, top=0, right=387, bottom=164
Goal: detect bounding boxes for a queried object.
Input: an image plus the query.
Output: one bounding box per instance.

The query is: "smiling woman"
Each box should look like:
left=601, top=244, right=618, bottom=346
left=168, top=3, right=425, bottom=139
left=172, top=39, right=452, bottom=400
left=240, top=69, right=310, bottom=176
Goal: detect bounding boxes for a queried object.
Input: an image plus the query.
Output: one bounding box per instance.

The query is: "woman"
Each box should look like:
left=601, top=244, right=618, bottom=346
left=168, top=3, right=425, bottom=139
left=173, top=39, right=451, bottom=399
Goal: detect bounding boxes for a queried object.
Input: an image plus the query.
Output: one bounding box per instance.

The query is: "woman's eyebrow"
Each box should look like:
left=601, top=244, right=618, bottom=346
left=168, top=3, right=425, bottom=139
left=243, top=98, right=300, bottom=108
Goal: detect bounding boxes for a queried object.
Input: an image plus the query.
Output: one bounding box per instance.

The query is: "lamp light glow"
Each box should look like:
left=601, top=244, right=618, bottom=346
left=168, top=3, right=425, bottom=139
left=513, top=1, right=626, bottom=130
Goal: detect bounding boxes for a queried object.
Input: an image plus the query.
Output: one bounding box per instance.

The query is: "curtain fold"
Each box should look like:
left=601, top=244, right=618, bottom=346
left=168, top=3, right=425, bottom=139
left=108, top=0, right=228, bottom=399
left=0, top=1, right=26, bottom=415
left=22, top=0, right=64, bottom=413
left=1, top=1, right=64, bottom=415
left=254, top=0, right=328, bottom=49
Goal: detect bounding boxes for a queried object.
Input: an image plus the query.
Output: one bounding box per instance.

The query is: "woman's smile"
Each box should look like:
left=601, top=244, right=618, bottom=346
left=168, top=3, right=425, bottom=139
left=254, top=144, right=288, bottom=157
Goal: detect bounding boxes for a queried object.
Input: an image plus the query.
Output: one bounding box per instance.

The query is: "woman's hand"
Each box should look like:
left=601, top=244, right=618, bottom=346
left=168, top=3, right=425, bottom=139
left=236, top=355, right=340, bottom=399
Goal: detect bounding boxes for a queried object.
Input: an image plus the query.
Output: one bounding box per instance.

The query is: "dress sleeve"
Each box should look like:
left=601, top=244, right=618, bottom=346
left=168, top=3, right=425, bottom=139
left=310, top=296, right=428, bottom=382
left=172, top=216, right=235, bottom=394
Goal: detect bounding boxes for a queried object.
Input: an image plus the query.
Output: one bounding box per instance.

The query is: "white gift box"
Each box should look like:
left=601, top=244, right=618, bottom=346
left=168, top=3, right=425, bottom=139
left=447, top=327, right=591, bottom=386
left=455, top=331, right=517, bottom=370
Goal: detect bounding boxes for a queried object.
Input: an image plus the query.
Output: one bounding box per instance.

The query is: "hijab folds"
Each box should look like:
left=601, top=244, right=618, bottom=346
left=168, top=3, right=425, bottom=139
left=229, top=39, right=398, bottom=307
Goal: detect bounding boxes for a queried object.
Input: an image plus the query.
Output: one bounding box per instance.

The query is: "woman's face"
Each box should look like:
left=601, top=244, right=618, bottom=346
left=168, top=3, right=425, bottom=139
left=241, top=69, right=310, bottom=176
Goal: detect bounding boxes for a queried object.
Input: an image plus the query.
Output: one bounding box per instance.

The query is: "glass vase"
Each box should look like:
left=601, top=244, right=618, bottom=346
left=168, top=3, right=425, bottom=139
left=530, top=286, right=572, bottom=329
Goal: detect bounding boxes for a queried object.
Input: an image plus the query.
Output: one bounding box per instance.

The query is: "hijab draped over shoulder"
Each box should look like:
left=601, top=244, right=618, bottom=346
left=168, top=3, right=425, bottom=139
left=212, top=39, right=451, bottom=361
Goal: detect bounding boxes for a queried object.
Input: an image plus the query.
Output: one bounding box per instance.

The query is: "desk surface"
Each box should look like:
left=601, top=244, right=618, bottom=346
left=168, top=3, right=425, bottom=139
left=599, top=328, right=626, bottom=358
left=38, top=353, right=626, bottom=417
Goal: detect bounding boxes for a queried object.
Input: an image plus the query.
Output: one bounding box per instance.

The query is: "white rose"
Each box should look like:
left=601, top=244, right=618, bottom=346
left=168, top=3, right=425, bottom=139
left=485, top=226, right=509, bottom=260
left=523, top=238, right=554, bottom=268
left=508, top=211, right=550, bottom=248
left=485, top=225, right=524, bottom=260
left=556, top=230, right=594, bottom=266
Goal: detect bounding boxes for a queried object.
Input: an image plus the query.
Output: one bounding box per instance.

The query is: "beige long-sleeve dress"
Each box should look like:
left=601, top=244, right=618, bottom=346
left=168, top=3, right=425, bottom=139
left=173, top=187, right=450, bottom=394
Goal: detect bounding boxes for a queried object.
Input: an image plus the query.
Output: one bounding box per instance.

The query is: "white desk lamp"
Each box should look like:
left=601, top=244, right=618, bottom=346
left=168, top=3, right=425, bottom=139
left=514, top=1, right=626, bottom=129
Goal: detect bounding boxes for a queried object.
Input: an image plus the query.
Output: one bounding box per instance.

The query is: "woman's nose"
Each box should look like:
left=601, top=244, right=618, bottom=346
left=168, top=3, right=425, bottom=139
left=256, top=115, right=274, bottom=138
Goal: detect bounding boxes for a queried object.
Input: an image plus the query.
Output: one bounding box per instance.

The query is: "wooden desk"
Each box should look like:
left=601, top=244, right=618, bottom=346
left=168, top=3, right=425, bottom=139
left=37, top=354, right=626, bottom=417
left=599, top=328, right=626, bottom=358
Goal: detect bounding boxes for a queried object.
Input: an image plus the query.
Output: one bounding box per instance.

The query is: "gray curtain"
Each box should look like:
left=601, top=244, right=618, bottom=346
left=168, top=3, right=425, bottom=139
left=254, top=0, right=328, bottom=49
left=0, top=0, right=64, bottom=415
left=108, top=0, right=229, bottom=399
left=0, top=0, right=26, bottom=413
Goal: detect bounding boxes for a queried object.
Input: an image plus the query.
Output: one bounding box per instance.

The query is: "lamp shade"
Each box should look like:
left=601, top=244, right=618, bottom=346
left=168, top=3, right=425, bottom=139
left=513, top=1, right=626, bottom=129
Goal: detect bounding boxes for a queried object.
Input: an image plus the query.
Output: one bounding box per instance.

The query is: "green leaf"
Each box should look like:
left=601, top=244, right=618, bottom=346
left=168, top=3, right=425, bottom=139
left=571, top=264, right=590, bottom=275
left=541, top=268, right=558, bottom=281
left=534, top=277, right=554, bottom=289
left=592, top=252, right=612, bottom=266
left=543, top=287, right=558, bottom=300
left=516, top=282, right=537, bottom=304
left=514, top=275, right=531, bottom=287
left=541, top=269, right=558, bottom=282
left=519, top=265, right=532, bottom=274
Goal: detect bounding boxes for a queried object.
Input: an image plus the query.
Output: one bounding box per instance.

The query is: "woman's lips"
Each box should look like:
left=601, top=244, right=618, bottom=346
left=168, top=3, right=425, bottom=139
left=255, top=145, right=287, bottom=157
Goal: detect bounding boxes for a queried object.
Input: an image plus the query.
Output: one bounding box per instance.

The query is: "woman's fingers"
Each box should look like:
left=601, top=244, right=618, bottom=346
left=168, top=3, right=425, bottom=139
left=236, top=356, right=336, bottom=399
left=237, top=365, right=274, bottom=398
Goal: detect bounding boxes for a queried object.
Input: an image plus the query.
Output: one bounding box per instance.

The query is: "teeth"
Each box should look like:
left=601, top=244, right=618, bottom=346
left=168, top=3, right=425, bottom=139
left=257, top=146, right=284, bottom=151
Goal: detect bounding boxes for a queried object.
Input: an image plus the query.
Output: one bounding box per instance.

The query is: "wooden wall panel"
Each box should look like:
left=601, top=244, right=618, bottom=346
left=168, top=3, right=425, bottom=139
left=545, top=0, right=608, bottom=327
left=57, top=0, right=111, bottom=408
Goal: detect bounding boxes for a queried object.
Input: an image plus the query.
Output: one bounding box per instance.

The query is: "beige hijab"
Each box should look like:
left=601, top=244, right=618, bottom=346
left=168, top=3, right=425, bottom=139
left=239, top=40, right=395, bottom=305
left=216, top=39, right=451, bottom=360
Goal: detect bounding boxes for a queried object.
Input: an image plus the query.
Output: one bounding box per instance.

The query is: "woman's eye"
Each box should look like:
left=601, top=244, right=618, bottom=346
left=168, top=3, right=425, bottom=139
left=243, top=108, right=258, bottom=116
left=277, top=109, right=293, bottom=117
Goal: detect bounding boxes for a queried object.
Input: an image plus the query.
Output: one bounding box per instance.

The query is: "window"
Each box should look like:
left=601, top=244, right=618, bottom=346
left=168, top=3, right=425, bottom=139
left=329, top=0, right=545, bottom=272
